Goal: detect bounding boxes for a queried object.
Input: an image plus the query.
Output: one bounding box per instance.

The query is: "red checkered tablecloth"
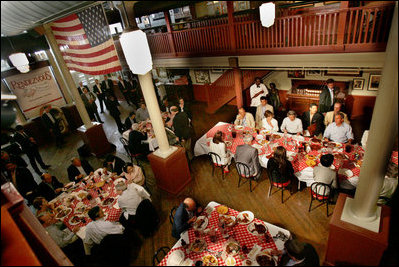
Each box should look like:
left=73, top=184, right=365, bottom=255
left=52, top=172, right=123, bottom=230
left=391, top=151, right=398, bottom=165
left=158, top=203, right=286, bottom=266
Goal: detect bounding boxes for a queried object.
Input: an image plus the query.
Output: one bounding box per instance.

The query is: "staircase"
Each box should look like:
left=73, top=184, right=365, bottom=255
left=205, top=69, right=271, bottom=114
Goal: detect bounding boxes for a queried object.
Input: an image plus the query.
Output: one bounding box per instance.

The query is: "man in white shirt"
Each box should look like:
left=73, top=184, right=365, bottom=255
left=84, top=206, right=125, bottom=255
left=323, top=113, right=354, bottom=144
left=234, top=107, right=255, bottom=128
left=255, top=96, right=274, bottom=128
left=281, top=110, right=303, bottom=135
left=324, top=102, right=350, bottom=127
left=249, top=77, right=268, bottom=118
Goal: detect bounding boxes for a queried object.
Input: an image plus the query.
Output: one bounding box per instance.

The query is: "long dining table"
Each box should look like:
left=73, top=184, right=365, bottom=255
left=194, top=122, right=397, bottom=190
left=158, top=201, right=291, bottom=266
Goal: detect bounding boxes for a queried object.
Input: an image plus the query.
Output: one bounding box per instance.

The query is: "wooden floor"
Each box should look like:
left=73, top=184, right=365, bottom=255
left=25, top=100, right=374, bottom=265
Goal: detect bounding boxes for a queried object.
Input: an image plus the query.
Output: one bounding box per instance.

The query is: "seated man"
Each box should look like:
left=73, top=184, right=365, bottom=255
left=37, top=173, right=64, bottom=201
left=234, top=107, right=255, bottom=128
left=4, top=162, right=38, bottom=203
left=124, top=111, right=137, bottom=131
left=172, top=198, right=202, bottom=239
left=313, top=154, right=337, bottom=196
left=116, top=182, right=158, bottom=236
left=281, top=110, right=303, bottom=135
left=128, top=124, right=151, bottom=156
left=324, top=102, right=350, bottom=127
left=301, top=103, right=324, bottom=138
left=378, top=159, right=398, bottom=205
left=323, top=113, right=354, bottom=144
left=136, top=102, right=150, bottom=122
left=67, top=157, right=94, bottom=182
left=235, top=135, right=262, bottom=180
left=274, top=238, right=320, bottom=266
left=84, top=206, right=125, bottom=255
left=255, top=96, right=274, bottom=128
left=1, top=150, right=27, bottom=169
left=103, top=154, right=126, bottom=175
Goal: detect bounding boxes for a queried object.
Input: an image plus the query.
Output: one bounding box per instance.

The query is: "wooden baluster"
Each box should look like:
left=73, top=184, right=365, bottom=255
left=368, top=8, right=378, bottom=43
left=352, top=10, right=360, bottom=44
left=332, top=13, right=337, bottom=44
left=304, top=16, right=307, bottom=46
left=357, top=9, right=365, bottom=44
left=375, top=8, right=384, bottom=43
left=347, top=10, right=354, bottom=44
left=300, top=16, right=303, bottom=46
left=327, top=14, right=332, bottom=45
left=251, top=23, right=256, bottom=49
left=363, top=10, right=371, bottom=43
left=313, top=15, right=317, bottom=45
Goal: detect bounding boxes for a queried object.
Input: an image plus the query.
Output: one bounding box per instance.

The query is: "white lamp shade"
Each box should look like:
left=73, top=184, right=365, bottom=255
left=260, top=2, right=275, bottom=28
left=9, top=53, right=30, bottom=73
left=119, top=30, right=153, bottom=75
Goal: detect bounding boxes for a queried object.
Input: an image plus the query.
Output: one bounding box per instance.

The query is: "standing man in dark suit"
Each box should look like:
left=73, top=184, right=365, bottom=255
left=103, top=154, right=126, bottom=175
left=41, top=105, right=65, bottom=148
left=124, top=111, right=137, bottom=132
left=319, top=78, right=337, bottom=115
left=172, top=198, right=202, bottom=239
left=105, top=94, right=124, bottom=133
left=37, top=173, right=64, bottom=201
left=178, top=97, right=192, bottom=121
left=77, top=81, right=89, bottom=95
left=101, top=75, right=116, bottom=99
left=128, top=76, right=140, bottom=105
left=93, top=79, right=105, bottom=113
left=117, top=75, right=134, bottom=106
left=81, top=87, right=103, bottom=123
left=235, top=139, right=262, bottom=181
left=301, top=103, right=324, bottom=138
left=67, top=157, right=94, bottom=182
left=13, top=125, right=50, bottom=175
left=170, top=106, right=193, bottom=161
left=5, top=162, right=38, bottom=203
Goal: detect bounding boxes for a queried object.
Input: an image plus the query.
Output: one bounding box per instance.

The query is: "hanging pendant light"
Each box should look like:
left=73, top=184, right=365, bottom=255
left=8, top=36, right=30, bottom=73
left=260, top=2, right=276, bottom=28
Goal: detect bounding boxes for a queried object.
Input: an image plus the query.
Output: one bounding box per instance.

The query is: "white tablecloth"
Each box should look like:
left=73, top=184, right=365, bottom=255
left=122, top=129, right=159, bottom=151
left=195, top=122, right=358, bottom=189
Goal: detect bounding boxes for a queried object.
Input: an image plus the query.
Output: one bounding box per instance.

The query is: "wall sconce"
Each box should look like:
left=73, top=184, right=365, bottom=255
left=9, top=52, right=30, bottom=73
left=260, top=2, right=275, bottom=28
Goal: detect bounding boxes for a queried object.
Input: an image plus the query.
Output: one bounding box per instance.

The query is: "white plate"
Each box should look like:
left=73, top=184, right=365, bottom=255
left=68, top=215, right=84, bottom=226
left=225, top=141, right=232, bottom=147
left=256, top=135, right=264, bottom=141
left=235, top=125, right=244, bottom=130
left=255, top=249, right=278, bottom=266
left=219, top=215, right=236, bottom=227
left=260, top=129, right=270, bottom=135
left=166, top=249, right=185, bottom=266
left=75, top=190, right=88, bottom=201
left=193, top=216, right=208, bottom=231
left=113, top=178, right=126, bottom=185
left=64, top=182, right=75, bottom=188
left=55, top=208, right=72, bottom=219
left=237, top=211, right=254, bottom=225
left=247, top=221, right=268, bottom=236
left=225, top=256, right=236, bottom=266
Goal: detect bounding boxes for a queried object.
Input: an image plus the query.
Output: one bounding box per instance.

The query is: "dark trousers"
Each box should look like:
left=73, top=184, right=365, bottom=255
left=92, top=105, right=102, bottom=122
left=26, top=148, right=46, bottom=175
left=122, top=92, right=134, bottom=105
left=52, top=120, right=64, bottom=147
left=249, top=106, right=257, bottom=120
left=111, top=113, right=124, bottom=132
left=97, top=94, right=105, bottom=112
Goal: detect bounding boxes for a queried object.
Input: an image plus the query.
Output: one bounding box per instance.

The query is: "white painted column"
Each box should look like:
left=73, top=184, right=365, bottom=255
left=138, top=72, right=177, bottom=158
left=43, top=23, right=93, bottom=129
left=341, top=2, right=398, bottom=232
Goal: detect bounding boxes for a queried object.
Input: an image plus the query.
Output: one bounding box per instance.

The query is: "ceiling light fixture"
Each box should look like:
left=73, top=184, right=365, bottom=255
left=260, top=2, right=275, bottom=28
left=7, top=38, right=30, bottom=73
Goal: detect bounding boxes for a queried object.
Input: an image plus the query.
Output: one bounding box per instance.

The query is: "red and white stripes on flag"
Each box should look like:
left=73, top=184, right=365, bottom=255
left=50, top=5, right=122, bottom=75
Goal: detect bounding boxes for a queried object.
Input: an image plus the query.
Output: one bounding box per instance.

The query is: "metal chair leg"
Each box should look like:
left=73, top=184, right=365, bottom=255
left=238, top=176, right=241, bottom=188
left=309, top=198, right=313, bottom=212
left=281, top=188, right=284, bottom=203
left=268, top=183, right=273, bottom=197
left=249, top=179, right=252, bottom=192
left=326, top=200, right=329, bottom=216
left=221, top=167, right=224, bottom=180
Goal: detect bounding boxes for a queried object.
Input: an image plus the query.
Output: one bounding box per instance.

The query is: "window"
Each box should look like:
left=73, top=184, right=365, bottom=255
left=109, top=22, right=123, bottom=35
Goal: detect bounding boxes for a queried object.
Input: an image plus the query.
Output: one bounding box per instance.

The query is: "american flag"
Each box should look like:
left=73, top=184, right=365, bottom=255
left=51, top=4, right=122, bottom=75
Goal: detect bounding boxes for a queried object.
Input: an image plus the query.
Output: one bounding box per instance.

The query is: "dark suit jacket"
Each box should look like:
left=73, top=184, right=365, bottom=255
left=67, top=160, right=94, bottom=181
left=172, top=202, right=190, bottom=239
left=105, top=98, right=120, bottom=117
left=37, top=176, right=64, bottom=201
left=101, top=79, right=115, bottom=96
left=267, top=157, right=294, bottom=184
left=235, top=144, right=261, bottom=180
left=9, top=154, right=28, bottom=168
left=301, top=111, right=324, bottom=136
left=173, top=112, right=191, bottom=140
left=319, top=86, right=337, bottom=114
left=13, top=131, right=37, bottom=153
left=128, top=130, right=150, bottom=156
left=81, top=92, right=97, bottom=110
left=103, top=156, right=125, bottom=175
left=93, top=84, right=104, bottom=96
left=41, top=112, right=58, bottom=129
left=179, top=103, right=192, bottom=120
left=12, top=167, right=38, bottom=198
left=124, top=117, right=137, bottom=130
left=279, top=243, right=320, bottom=266
left=77, top=86, right=89, bottom=95
left=118, top=80, right=130, bottom=94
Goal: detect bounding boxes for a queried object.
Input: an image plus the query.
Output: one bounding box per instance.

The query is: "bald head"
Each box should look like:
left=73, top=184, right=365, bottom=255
left=183, top=198, right=196, bottom=211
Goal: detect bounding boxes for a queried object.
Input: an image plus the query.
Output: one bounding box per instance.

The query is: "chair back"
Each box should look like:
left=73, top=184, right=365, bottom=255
left=236, top=162, right=252, bottom=178
left=208, top=152, right=222, bottom=166
left=267, top=167, right=290, bottom=187
left=169, top=206, right=178, bottom=225
left=310, top=182, right=331, bottom=200
left=120, top=137, right=129, bottom=147
left=152, top=246, right=170, bottom=266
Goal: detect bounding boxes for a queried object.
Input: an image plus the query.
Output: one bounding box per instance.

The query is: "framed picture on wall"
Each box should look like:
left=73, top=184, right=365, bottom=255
left=368, top=74, right=381, bottom=91
left=194, top=69, right=210, bottom=83
left=288, top=70, right=305, bottom=78
left=353, top=78, right=364, bottom=90
left=306, top=70, right=321, bottom=77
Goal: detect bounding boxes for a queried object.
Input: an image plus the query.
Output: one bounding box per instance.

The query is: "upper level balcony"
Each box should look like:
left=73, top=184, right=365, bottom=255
left=144, top=1, right=395, bottom=59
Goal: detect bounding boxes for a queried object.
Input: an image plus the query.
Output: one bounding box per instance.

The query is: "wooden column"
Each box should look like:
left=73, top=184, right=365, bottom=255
left=227, top=1, right=237, bottom=52
left=164, top=11, right=177, bottom=56
left=336, top=1, right=349, bottom=48
left=229, top=57, right=243, bottom=108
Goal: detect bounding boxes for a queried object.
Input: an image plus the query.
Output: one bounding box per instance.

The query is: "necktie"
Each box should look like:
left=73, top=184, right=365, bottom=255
left=22, top=132, right=28, bottom=138
left=47, top=113, right=55, bottom=124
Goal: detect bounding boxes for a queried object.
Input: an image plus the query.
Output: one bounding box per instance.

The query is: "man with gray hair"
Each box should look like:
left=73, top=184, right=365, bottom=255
left=67, top=157, right=94, bottom=182
left=235, top=135, right=262, bottom=181
left=281, top=110, right=303, bottom=135
left=116, top=181, right=158, bottom=236
left=323, top=112, right=353, bottom=144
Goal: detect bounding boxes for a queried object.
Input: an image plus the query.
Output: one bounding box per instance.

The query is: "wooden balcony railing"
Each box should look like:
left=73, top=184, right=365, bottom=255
left=146, top=3, right=394, bottom=58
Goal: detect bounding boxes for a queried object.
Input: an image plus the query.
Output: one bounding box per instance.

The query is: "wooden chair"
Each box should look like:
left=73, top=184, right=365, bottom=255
left=119, top=137, right=143, bottom=166
left=236, top=162, right=257, bottom=192
left=152, top=246, right=170, bottom=266
left=267, top=168, right=292, bottom=203
left=309, top=182, right=332, bottom=216
left=169, top=206, right=178, bottom=225
left=208, top=152, right=227, bottom=180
